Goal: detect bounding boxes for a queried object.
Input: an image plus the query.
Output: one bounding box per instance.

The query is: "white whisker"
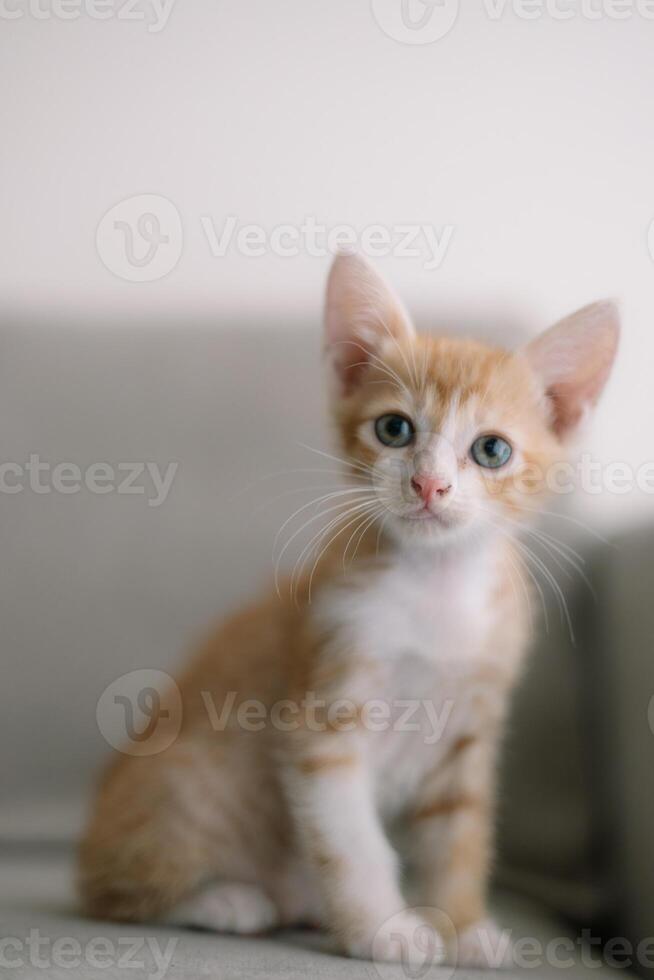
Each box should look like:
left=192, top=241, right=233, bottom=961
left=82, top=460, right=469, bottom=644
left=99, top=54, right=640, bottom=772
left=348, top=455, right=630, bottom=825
left=273, top=487, right=375, bottom=552
left=253, top=481, right=373, bottom=516
left=511, top=535, right=574, bottom=642
left=297, top=442, right=376, bottom=479
left=302, top=501, right=386, bottom=604
left=274, top=496, right=378, bottom=596
left=349, top=507, right=387, bottom=567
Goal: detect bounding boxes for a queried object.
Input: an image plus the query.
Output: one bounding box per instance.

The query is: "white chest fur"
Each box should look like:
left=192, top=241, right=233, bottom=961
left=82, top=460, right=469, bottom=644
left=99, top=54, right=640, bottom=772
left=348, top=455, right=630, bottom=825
left=311, top=542, right=502, bottom=814
left=314, top=542, right=498, bottom=671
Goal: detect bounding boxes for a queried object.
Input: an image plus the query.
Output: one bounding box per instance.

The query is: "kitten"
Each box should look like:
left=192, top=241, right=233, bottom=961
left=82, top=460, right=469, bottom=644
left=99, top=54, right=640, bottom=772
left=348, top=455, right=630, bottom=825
left=79, top=254, right=619, bottom=968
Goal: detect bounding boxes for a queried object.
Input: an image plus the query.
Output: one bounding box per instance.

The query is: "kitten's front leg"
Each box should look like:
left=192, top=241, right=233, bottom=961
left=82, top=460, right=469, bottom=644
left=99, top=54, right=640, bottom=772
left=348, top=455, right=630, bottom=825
left=285, top=729, right=444, bottom=965
left=408, top=732, right=513, bottom=969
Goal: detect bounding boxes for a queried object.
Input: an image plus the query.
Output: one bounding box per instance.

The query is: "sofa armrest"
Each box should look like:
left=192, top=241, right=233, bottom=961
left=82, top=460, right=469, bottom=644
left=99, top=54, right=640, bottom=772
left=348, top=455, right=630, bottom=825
left=588, top=528, right=654, bottom=962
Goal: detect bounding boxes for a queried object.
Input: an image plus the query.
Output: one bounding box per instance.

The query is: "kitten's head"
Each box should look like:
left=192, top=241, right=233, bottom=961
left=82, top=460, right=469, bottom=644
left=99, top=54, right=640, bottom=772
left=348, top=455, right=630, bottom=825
left=324, top=253, right=619, bottom=549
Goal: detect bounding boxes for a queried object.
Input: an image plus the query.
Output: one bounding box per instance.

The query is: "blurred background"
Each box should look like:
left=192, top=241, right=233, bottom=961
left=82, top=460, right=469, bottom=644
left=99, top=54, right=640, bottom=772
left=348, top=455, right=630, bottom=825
left=2, top=0, right=654, bottom=529
left=1, top=3, right=653, bottom=978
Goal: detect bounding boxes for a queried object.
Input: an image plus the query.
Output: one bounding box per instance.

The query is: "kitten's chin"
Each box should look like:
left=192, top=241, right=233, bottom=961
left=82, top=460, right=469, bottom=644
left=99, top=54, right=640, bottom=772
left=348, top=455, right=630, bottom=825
left=384, top=510, right=477, bottom=550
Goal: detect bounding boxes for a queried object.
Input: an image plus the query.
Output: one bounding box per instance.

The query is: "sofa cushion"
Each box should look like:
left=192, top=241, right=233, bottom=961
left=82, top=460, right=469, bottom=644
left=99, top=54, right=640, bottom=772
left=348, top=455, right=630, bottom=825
left=0, top=848, right=634, bottom=980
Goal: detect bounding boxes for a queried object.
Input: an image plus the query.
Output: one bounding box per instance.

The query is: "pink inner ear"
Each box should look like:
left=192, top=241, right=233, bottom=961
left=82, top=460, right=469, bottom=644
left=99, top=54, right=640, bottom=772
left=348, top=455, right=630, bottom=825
left=546, top=381, right=588, bottom=437
left=336, top=342, right=374, bottom=395
left=547, top=356, right=615, bottom=437
left=329, top=310, right=410, bottom=395
left=526, top=301, right=619, bottom=439
left=324, top=253, right=415, bottom=396
left=327, top=325, right=379, bottom=395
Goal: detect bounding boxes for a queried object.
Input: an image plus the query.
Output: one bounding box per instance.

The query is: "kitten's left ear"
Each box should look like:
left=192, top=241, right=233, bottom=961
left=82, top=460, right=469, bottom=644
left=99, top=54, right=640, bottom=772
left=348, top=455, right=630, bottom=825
left=324, top=252, right=415, bottom=395
left=524, top=300, right=620, bottom=438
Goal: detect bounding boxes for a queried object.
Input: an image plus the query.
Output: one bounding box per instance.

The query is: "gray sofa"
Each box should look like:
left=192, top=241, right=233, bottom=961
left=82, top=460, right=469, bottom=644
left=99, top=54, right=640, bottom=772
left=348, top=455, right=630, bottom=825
left=1, top=319, right=651, bottom=979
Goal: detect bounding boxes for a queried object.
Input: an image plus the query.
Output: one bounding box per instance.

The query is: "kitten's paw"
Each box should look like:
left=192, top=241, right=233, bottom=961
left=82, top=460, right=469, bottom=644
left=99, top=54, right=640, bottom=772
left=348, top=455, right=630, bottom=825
left=450, top=918, right=514, bottom=969
left=168, top=882, right=280, bottom=935
left=345, top=910, right=445, bottom=967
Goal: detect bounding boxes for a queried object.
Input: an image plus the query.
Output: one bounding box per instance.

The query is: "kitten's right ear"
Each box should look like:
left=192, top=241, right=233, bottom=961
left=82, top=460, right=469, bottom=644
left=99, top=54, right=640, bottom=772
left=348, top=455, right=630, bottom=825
left=524, top=299, right=620, bottom=439
left=324, top=252, right=415, bottom=395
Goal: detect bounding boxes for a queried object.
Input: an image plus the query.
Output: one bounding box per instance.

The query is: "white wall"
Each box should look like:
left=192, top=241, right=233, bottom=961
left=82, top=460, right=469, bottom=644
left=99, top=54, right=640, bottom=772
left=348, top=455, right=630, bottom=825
left=1, top=0, right=653, bottom=531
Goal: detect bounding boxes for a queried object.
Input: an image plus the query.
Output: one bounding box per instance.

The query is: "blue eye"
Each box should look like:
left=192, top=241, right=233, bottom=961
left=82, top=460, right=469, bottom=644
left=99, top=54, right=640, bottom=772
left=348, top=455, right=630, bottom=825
left=471, top=434, right=512, bottom=469
left=375, top=414, right=414, bottom=448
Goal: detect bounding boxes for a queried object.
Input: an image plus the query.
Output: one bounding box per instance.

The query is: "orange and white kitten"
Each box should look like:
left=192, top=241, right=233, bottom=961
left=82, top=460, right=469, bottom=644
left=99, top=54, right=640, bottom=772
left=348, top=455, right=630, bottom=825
left=79, top=255, right=618, bottom=968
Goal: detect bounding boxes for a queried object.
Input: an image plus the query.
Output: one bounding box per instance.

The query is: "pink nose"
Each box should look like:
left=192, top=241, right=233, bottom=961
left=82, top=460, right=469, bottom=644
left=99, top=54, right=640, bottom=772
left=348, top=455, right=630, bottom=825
left=411, top=474, right=452, bottom=503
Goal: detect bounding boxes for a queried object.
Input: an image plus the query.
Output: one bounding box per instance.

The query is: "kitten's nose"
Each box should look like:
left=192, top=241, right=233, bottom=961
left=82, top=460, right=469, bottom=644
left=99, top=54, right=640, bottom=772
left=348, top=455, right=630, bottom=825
left=411, top=474, right=452, bottom=503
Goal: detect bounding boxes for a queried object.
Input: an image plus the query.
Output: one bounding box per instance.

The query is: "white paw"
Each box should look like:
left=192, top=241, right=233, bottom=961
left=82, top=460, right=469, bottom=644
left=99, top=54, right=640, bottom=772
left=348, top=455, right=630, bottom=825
left=169, top=882, right=280, bottom=935
left=346, top=910, right=445, bottom=967
left=451, top=918, right=514, bottom=969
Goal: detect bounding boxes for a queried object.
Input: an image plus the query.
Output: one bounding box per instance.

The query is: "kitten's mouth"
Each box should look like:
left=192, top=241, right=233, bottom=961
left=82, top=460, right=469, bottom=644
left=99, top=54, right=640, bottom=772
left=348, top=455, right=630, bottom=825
left=403, top=507, right=451, bottom=525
